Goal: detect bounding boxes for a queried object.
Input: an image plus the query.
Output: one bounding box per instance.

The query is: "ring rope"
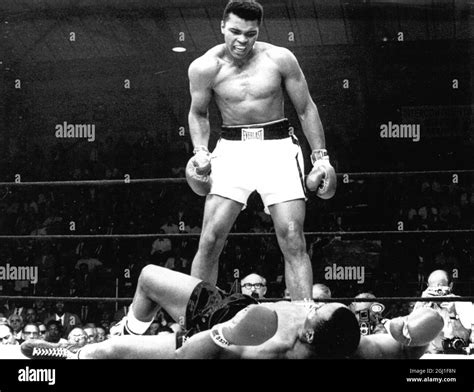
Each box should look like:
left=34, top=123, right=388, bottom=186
left=0, top=295, right=472, bottom=303
left=0, top=178, right=184, bottom=187
left=0, top=229, right=471, bottom=240
left=0, top=169, right=473, bottom=187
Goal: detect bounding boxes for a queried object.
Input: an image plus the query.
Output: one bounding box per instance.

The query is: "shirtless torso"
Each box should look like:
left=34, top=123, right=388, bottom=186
left=194, top=42, right=289, bottom=126
left=217, top=301, right=313, bottom=359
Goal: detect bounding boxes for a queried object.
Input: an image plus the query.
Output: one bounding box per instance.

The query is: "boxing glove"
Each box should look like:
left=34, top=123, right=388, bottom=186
left=191, top=146, right=212, bottom=175
left=306, top=149, right=337, bottom=199
left=185, top=146, right=212, bottom=197
left=210, top=305, right=278, bottom=347
left=388, top=308, right=444, bottom=347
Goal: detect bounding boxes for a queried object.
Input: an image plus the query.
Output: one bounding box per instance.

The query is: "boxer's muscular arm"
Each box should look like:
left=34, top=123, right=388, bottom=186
left=352, top=308, right=443, bottom=359
left=276, top=48, right=325, bottom=150
left=175, top=330, right=225, bottom=359
left=176, top=305, right=278, bottom=359
left=188, top=57, right=215, bottom=149
left=352, top=334, right=429, bottom=359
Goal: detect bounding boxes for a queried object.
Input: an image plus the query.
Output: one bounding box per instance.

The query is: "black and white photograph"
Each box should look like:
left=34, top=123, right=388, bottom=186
left=0, top=0, right=473, bottom=388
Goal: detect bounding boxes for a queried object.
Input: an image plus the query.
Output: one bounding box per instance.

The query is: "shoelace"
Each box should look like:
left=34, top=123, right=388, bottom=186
left=32, top=347, right=69, bottom=358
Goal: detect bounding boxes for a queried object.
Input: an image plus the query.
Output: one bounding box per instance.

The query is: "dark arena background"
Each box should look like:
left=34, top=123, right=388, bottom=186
left=0, top=0, right=473, bottom=389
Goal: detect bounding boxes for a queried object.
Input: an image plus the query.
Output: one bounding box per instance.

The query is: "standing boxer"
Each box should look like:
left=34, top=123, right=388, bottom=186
left=186, top=0, right=336, bottom=301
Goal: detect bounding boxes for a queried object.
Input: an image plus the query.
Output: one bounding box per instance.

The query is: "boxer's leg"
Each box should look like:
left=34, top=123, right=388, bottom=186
left=191, top=194, right=243, bottom=285
left=269, top=199, right=313, bottom=301
left=21, top=334, right=178, bottom=360
left=78, top=333, right=178, bottom=359
left=113, top=265, right=203, bottom=335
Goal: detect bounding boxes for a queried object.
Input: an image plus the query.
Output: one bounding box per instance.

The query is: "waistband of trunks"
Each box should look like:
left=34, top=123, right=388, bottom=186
left=220, top=118, right=292, bottom=141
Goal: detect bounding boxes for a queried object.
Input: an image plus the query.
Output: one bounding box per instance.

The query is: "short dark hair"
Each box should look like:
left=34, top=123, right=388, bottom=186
left=46, top=319, right=62, bottom=331
left=310, top=306, right=360, bottom=358
left=223, top=0, right=264, bottom=25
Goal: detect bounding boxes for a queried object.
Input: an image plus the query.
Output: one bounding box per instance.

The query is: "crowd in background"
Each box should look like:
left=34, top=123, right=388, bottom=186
left=0, top=299, right=179, bottom=347
left=0, top=133, right=472, bottom=342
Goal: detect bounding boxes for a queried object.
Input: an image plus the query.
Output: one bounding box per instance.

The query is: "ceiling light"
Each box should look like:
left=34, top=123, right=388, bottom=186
left=172, top=47, right=187, bottom=53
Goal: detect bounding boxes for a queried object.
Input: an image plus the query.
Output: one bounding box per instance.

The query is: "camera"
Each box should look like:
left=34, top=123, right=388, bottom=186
left=358, top=310, right=370, bottom=335
left=442, top=337, right=467, bottom=354
left=357, top=303, right=386, bottom=335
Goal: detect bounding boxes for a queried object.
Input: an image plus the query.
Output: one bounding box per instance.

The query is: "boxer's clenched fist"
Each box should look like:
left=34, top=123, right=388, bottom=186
left=186, top=146, right=212, bottom=196
left=306, top=149, right=337, bottom=199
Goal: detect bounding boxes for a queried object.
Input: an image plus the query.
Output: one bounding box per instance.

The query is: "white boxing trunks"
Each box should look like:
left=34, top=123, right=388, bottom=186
left=210, top=118, right=306, bottom=211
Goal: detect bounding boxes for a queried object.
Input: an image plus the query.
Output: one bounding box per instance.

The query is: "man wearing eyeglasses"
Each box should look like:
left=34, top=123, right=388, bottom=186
left=37, top=323, right=47, bottom=340
left=240, top=273, right=267, bottom=299
left=21, top=323, right=40, bottom=343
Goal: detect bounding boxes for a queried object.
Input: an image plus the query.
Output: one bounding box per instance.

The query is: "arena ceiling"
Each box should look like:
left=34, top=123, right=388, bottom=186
left=1, top=0, right=471, bottom=67
left=0, top=0, right=471, bottom=142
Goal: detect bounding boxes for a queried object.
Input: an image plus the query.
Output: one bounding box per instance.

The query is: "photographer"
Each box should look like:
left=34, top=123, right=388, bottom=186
left=350, top=293, right=387, bottom=336
left=413, top=269, right=473, bottom=354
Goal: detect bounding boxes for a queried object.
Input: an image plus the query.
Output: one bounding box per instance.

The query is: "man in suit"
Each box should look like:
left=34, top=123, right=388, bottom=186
left=44, top=301, right=82, bottom=338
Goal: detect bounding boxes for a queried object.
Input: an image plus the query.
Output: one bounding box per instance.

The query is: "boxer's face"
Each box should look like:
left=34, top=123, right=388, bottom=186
left=221, top=13, right=259, bottom=60
left=300, top=305, right=322, bottom=343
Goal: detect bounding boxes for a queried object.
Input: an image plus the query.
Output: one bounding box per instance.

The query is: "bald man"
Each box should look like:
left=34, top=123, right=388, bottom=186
left=312, top=283, right=331, bottom=300
left=414, top=269, right=472, bottom=354
left=240, top=273, right=267, bottom=299
left=67, top=328, right=87, bottom=349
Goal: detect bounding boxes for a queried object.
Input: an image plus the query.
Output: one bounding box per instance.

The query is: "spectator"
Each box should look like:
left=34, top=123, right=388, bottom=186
left=6, top=297, right=28, bottom=319
left=0, top=324, right=18, bottom=345
left=44, top=320, right=67, bottom=344
left=24, top=308, right=38, bottom=325
left=240, top=273, right=267, bottom=299
left=67, top=327, right=87, bottom=349
left=312, top=283, right=332, bottom=300
left=33, top=299, right=49, bottom=323
left=414, top=269, right=472, bottom=354
left=160, top=215, right=179, bottom=234
left=20, top=323, right=40, bottom=343
left=164, top=247, right=191, bottom=274
left=75, top=264, right=95, bottom=296
left=350, top=293, right=386, bottom=336
left=96, top=327, right=106, bottom=342
left=75, top=249, right=103, bottom=272
left=150, top=230, right=172, bottom=265
left=7, top=314, right=23, bottom=342
left=44, top=301, right=82, bottom=338
left=37, top=323, right=47, bottom=340
left=83, top=326, right=97, bottom=344
left=146, top=321, right=161, bottom=336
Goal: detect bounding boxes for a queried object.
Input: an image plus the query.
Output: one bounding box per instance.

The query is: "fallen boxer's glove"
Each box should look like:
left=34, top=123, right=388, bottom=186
left=388, top=308, right=444, bottom=347
left=186, top=146, right=212, bottom=196
left=306, top=149, right=336, bottom=199
left=210, top=305, right=278, bottom=348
